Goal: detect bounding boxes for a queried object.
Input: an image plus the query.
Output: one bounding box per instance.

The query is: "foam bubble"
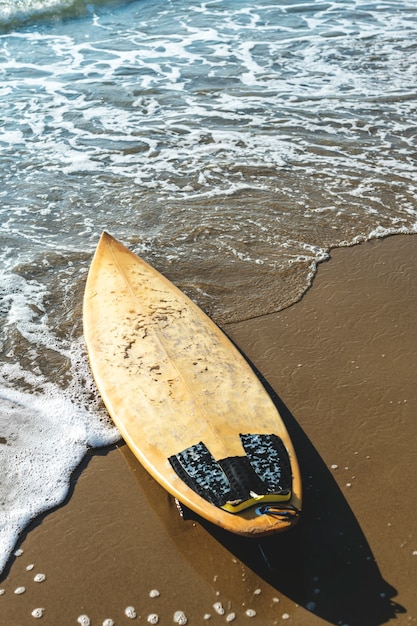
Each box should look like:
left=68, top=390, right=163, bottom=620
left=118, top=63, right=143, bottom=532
left=173, top=611, right=188, bottom=625
left=125, top=606, right=137, bottom=619
left=213, top=602, right=225, bottom=615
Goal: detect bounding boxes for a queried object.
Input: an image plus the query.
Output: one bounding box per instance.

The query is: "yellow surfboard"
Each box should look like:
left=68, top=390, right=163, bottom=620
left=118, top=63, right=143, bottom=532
left=83, top=233, right=301, bottom=536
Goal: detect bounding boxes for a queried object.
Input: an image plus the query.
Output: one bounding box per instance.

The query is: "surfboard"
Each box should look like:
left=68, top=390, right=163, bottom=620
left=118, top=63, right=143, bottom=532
left=83, top=232, right=301, bottom=536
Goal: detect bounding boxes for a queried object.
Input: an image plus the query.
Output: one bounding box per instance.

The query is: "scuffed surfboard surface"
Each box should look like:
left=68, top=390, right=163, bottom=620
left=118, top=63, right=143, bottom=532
left=83, top=232, right=301, bottom=535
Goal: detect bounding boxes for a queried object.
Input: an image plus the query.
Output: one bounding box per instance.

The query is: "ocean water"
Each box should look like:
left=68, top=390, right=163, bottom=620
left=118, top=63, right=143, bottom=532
left=1, top=0, right=417, bottom=574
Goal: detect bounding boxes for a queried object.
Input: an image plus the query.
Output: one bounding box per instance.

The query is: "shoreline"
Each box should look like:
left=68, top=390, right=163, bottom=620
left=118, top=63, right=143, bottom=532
left=1, top=233, right=417, bottom=625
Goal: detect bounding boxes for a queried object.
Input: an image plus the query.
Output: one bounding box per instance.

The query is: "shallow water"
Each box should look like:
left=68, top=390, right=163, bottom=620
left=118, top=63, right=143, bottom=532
left=1, top=0, right=417, bottom=574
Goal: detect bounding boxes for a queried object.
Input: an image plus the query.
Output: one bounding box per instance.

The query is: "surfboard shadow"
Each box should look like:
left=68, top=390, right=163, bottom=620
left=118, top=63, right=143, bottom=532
left=201, top=370, right=406, bottom=625
left=122, top=364, right=405, bottom=626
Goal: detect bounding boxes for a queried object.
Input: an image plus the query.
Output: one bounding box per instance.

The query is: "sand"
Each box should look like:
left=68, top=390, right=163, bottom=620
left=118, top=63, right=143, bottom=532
left=1, top=234, right=416, bottom=626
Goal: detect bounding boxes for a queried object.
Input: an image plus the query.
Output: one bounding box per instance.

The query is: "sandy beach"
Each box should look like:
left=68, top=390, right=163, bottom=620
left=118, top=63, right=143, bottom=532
left=1, top=233, right=416, bottom=626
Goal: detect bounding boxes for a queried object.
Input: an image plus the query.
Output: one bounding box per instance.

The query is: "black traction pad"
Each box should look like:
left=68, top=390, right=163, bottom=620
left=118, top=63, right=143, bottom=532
left=168, top=441, right=233, bottom=507
left=241, top=433, right=292, bottom=494
left=169, top=433, right=292, bottom=510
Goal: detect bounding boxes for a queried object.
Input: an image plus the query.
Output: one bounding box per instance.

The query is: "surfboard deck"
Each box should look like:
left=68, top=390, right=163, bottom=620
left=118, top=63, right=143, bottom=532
left=83, top=232, right=301, bottom=536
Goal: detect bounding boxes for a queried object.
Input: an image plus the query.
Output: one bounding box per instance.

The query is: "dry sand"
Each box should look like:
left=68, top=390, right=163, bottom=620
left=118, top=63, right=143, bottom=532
left=1, top=234, right=416, bottom=626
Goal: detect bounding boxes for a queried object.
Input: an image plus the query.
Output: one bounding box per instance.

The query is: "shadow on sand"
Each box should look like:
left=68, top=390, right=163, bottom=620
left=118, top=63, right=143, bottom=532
left=121, top=367, right=405, bottom=626
left=205, top=378, right=405, bottom=625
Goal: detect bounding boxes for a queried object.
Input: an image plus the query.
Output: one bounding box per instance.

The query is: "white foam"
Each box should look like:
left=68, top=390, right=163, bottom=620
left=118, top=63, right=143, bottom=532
left=173, top=611, right=188, bottom=625
left=0, top=376, right=118, bottom=572
left=2, top=2, right=417, bottom=213
left=0, top=0, right=124, bottom=31
left=125, top=606, right=137, bottom=619
left=0, top=265, right=118, bottom=575
left=213, top=602, right=225, bottom=615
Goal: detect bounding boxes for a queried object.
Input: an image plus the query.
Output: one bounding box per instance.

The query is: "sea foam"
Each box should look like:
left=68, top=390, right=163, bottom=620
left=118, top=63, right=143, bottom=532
left=0, top=342, right=119, bottom=575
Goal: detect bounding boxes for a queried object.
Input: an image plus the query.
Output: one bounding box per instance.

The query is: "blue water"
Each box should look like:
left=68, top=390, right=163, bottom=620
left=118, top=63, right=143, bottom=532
left=1, top=0, right=417, bottom=574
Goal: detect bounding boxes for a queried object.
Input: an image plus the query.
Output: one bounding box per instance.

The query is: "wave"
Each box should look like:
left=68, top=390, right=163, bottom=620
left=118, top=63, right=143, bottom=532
left=0, top=0, right=130, bottom=32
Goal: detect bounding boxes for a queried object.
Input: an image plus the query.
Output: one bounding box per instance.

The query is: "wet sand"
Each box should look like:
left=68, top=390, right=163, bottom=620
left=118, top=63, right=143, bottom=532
left=1, top=234, right=417, bottom=625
